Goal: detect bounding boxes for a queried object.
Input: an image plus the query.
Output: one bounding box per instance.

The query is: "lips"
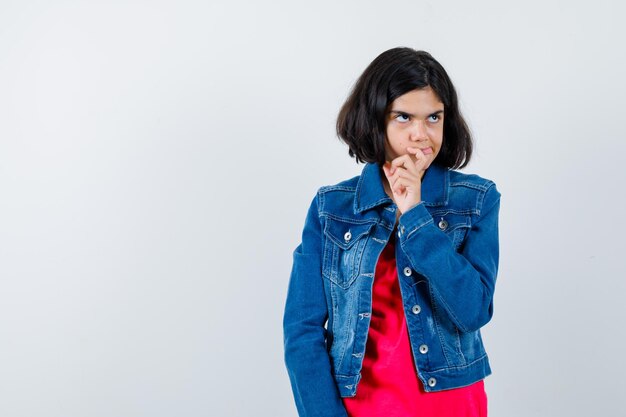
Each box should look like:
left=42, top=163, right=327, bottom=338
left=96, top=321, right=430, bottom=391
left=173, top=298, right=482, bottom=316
left=420, top=147, right=433, bottom=155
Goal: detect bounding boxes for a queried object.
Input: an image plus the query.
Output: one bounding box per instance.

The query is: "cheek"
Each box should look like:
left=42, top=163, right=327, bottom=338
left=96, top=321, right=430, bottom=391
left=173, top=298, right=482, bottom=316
left=431, top=128, right=444, bottom=146
left=387, top=126, right=408, bottom=144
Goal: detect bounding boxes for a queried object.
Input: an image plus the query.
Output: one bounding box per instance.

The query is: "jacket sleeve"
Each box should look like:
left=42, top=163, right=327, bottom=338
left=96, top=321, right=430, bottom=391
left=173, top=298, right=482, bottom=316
left=397, top=182, right=501, bottom=333
left=283, top=192, right=349, bottom=417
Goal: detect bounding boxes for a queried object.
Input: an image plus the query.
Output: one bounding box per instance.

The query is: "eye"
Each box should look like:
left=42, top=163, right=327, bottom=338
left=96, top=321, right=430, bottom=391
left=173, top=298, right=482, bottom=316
left=428, top=114, right=441, bottom=123
left=394, top=113, right=410, bottom=123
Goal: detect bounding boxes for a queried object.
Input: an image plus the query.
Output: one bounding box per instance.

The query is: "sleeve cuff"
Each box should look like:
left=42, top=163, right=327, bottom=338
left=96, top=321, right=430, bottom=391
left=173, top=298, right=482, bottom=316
left=397, top=202, right=433, bottom=240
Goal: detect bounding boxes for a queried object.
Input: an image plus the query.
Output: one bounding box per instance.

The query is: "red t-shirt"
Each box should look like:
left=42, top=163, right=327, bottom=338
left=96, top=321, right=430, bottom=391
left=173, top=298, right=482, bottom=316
left=342, top=230, right=487, bottom=417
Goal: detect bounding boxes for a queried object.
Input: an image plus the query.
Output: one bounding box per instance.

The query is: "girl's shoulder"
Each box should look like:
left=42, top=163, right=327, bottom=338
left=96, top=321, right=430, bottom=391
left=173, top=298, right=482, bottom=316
left=447, top=167, right=498, bottom=193
left=446, top=168, right=501, bottom=218
left=317, top=175, right=361, bottom=193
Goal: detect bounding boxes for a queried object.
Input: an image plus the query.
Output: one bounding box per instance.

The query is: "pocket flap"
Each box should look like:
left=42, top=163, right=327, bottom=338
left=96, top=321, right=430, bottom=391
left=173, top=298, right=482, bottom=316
left=323, top=218, right=375, bottom=250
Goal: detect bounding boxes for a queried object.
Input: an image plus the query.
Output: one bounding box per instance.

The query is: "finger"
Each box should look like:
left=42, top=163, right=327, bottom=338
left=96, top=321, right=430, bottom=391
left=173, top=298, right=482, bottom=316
left=384, top=161, right=401, bottom=182
left=405, top=147, right=430, bottom=173
left=383, top=164, right=402, bottom=193
left=389, top=166, right=419, bottom=182
left=390, top=153, right=417, bottom=175
left=387, top=169, right=418, bottom=197
left=406, top=146, right=428, bottom=165
left=405, top=153, right=425, bottom=178
left=392, top=176, right=418, bottom=194
left=392, top=171, right=419, bottom=192
left=388, top=167, right=409, bottom=191
left=383, top=161, right=394, bottom=176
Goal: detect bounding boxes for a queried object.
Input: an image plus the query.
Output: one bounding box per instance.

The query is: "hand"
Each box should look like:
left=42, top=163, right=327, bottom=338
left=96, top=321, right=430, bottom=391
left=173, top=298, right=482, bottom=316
left=381, top=146, right=432, bottom=214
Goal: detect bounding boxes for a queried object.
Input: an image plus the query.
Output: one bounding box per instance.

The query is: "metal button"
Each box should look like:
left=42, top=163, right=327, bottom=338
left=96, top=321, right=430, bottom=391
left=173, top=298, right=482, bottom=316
left=419, top=344, right=429, bottom=354
left=438, top=218, right=448, bottom=230
left=400, top=225, right=405, bottom=233
left=403, top=267, right=412, bottom=276
left=397, top=230, right=402, bottom=238
left=344, top=231, right=352, bottom=241
left=428, top=377, right=437, bottom=387
left=411, top=305, right=421, bottom=314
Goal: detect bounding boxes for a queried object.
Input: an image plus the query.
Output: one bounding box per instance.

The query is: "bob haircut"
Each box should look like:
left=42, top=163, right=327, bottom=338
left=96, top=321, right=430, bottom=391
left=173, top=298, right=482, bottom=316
left=336, top=47, right=473, bottom=169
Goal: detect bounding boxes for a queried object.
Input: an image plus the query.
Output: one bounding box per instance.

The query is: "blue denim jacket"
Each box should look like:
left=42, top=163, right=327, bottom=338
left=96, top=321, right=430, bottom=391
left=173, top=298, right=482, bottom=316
left=283, top=161, right=501, bottom=417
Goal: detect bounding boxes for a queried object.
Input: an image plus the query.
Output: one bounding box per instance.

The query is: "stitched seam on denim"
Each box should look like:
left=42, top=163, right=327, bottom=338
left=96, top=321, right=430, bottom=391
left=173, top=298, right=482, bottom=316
left=358, top=198, right=394, bottom=212
left=354, top=169, right=366, bottom=211
left=321, top=230, right=335, bottom=281
left=450, top=181, right=490, bottom=192
left=428, top=282, right=469, bottom=333
left=453, top=326, right=466, bottom=363
left=451, top=230, right=463, bottom=250
left=323, top=222, right=371, bottom=252
left=349, top=239, right=366, bottom=285
left=333, top=373, right=359, bottom=378
left=476, top=186, right=486, bottom=214
left=321, top=219, right=331, bottom=280
left=445, top=224, right=470, bottom=234
left=318, top=188, right=326, bottom=217
left=476, top=182, right=496, bottom=216
left=429, top=284, right=453, bottom=366
left=422, top=201, right=447, bottom=207
left=320, top=185, right=357, bottom=193
left=332, top=244, right=339, bottom=284
left=344, top=292, right=354, bottom=371
left=350, top=291, right=366, bottom=374
left=474, top=184, right=499, bottom=223
left=425, top=353, right=489, bottom=372
left=430, top=209, right=476, bottom=216
left=322, top=213, right=378, bottom=225
left=357, top=238, right=369, bottom=277
left=378, top=221, right=395, bottom=231
left=430, top=214, right=471, bottom=231
left=320, top=174, right=391, bottom=214
left=329, top=237, right=368, bottom=288
left=354, top=166, right=391, bottom=212
left=405, top=218, right=433, bottom=240
left=329, top=284, right=347, bottom=372
left=315, top=190, right=324, bottom=263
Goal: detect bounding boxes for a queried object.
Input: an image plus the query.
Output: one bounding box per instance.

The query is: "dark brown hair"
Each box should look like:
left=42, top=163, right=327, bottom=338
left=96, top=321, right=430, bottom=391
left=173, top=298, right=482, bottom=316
left=336, top=47, right=473, bottom=169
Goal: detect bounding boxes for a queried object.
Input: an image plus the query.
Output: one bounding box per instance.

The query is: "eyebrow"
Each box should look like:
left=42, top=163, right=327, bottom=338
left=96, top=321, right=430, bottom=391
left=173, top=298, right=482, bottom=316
left=390, top=109, right=444, bottom=118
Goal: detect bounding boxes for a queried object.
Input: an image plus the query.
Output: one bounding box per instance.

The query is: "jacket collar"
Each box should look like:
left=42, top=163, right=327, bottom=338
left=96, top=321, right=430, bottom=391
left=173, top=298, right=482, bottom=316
left=354, top=162, right=449, bottom=214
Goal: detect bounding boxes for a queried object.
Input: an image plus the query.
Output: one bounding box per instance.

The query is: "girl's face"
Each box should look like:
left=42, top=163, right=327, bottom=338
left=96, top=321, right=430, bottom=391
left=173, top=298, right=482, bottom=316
left=384, top=86, right=444, bottom=171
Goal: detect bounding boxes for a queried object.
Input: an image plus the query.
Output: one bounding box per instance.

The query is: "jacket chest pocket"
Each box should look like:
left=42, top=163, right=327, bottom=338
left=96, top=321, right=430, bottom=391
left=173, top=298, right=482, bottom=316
left=432, top=212, right=472, bottom=251
left=322, top=218, right=375, bottom=289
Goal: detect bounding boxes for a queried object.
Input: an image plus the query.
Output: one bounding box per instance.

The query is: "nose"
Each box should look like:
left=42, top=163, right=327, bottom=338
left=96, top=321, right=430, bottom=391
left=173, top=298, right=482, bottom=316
left=410, top=120, right=428, bottom=141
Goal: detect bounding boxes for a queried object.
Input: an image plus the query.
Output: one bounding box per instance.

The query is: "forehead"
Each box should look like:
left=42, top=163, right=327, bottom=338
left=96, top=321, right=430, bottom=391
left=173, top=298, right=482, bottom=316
left=391, top=87, right=444, bottom=111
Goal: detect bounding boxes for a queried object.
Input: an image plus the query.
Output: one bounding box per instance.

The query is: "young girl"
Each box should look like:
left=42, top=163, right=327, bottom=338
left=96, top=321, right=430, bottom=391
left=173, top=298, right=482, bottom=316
left=283, top=47, right=501, bottom=417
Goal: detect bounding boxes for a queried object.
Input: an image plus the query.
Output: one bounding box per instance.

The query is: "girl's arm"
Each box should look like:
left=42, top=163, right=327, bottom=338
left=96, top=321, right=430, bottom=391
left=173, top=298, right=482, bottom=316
left=397, top=182, right=501, bottom=333
left=283, top=192, right=349, bottom=417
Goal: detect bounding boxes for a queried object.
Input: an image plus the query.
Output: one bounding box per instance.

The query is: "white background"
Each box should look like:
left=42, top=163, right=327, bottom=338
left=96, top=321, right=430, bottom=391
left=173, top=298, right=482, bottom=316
left=1, top=1, right=625, bottom=416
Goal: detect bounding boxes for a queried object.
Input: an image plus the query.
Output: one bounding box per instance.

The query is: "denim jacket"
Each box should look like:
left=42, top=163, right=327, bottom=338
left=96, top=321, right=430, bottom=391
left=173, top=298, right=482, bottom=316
left=283, top=161, right=501, bottom=417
